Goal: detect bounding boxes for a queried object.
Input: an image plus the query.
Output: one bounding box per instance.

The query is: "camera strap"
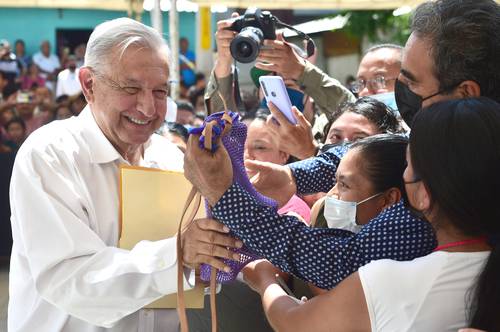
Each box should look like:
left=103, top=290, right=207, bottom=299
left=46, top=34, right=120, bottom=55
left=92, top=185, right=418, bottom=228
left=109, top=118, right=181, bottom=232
left=275, top=20, right=316, bottom=58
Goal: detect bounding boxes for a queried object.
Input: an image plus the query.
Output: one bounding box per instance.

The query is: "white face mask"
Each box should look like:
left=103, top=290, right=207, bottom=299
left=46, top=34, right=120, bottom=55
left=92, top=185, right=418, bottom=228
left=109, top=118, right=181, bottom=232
left=324, top=192, right=383, bottom=233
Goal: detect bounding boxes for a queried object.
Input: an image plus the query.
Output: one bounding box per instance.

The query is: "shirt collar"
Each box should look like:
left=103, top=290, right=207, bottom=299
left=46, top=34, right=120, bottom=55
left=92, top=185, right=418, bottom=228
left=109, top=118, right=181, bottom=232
left=78, top=105, right=125, bottom=164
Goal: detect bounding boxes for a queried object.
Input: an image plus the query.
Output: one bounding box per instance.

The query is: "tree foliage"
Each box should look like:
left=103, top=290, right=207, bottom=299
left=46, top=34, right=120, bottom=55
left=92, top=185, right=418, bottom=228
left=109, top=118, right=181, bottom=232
left=342, top=10, right=411, bottom=45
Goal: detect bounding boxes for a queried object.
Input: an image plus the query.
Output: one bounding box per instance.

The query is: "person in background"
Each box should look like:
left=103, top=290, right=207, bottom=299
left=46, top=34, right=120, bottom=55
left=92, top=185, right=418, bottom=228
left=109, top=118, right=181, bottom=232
left=176, top=100, right=195, bottom=126
left=53, top=104, right=73, bottom=120
left=323, top=97, right=403, bottom=147
left=3, top=117, right=26, bottom=152
left=56, top=55, right=81, bottom=98
left=179, top=37, right=196, bottom=88
left=159, top=122, right=189, bottom=153
left=0, top=129, right=12, bottom=153
left=32, top=40, right=60, bottom=92
left=14, top=90, right=48, bottom=135
left=189, top=88, right=206, bottom=114
left=353, top=44, right=402, bottom=98
left=0, top=40, right=22, bottom=96
left=14, top=39, right=31, bottom=72
left=243, top=97, right=500, bottom=332
left=21, top=63, right=45, bottom=90
left=69, top=92, right=86, bottom=115
left=74, top=43, right=86, bottom=68
left=187, top=72, right=206, bottom=98
left=192, top=112, right=205, bottom=128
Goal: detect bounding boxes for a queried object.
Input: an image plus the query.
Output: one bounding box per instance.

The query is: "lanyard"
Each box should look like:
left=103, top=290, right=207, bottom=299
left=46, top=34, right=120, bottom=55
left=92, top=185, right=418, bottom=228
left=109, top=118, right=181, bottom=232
left=433, top=236, right=488, bottom=252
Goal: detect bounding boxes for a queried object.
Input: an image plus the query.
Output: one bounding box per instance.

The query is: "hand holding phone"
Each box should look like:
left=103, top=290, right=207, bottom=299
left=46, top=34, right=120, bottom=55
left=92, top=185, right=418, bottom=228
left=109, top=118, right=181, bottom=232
left=259, top=76, right=297, bottom=124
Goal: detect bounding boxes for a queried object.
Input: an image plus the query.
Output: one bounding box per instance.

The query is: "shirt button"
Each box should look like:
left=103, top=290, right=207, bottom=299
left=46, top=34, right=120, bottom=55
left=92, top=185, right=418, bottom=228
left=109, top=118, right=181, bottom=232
left=157, top=261, right=166, bottom=269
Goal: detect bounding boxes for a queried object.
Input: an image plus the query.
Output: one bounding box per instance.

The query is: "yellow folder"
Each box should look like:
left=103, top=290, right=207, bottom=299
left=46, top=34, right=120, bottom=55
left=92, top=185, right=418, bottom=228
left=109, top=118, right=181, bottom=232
left=119, top=165, right=205, bottom=309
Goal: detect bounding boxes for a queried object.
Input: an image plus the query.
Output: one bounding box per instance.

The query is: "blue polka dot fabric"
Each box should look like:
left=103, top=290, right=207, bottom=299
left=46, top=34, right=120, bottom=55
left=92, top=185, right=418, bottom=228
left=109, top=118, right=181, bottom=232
left=290, top=145, right=347, bottom=195
left=212, top=145, right=437, bottom=289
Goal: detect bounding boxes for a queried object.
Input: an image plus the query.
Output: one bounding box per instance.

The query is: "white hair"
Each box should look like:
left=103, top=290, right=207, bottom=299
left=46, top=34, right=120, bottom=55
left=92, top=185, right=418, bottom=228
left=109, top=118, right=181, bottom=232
left=84, top=17, right=170, bottom=73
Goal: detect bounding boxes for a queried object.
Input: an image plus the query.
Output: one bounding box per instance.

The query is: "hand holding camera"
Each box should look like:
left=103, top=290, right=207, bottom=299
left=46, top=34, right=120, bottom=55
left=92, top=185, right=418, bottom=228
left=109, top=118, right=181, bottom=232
left=256, top=34, right=308, bottom=81
left=222, top=7, right=315, bottom=67
left=214, top=13, right=239, bottom=78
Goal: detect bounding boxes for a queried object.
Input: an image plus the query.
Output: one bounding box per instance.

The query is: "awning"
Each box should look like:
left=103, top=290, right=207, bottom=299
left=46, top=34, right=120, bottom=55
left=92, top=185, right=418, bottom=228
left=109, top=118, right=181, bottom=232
left=190, top=0, right=427, bottom=10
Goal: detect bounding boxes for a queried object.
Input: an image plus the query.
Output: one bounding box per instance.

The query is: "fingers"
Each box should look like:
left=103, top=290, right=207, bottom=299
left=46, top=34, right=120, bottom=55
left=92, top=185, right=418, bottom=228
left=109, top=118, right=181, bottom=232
left=217, top=18, right=235, bottom=29
left=267, top=102, right=294, bottom=128
left=193, top=254, right=232, bottom=272
left=196, top=218, right=230, bottom=233
left=244, top=158, right=272, bottom=173
left=292, top=106, right=310, bottom=127
left=254, top=62, right=278, bottom=72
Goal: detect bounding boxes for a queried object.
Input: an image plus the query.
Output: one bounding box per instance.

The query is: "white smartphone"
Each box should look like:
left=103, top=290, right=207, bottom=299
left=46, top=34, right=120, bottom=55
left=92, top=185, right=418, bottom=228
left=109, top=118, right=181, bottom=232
left=259, top=76, right=297, bottom=124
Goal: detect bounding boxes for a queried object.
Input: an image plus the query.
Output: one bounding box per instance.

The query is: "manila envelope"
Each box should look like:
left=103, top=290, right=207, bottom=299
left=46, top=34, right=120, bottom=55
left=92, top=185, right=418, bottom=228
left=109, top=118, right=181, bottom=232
left=119, top=165, right=205, bottom=308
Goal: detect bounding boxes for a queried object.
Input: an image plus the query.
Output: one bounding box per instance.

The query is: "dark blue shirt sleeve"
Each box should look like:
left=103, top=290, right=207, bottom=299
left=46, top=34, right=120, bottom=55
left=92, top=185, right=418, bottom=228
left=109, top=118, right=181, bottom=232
left=212, top=182, right=437, bottom=289
left=289, top=145, right=347, bottom=195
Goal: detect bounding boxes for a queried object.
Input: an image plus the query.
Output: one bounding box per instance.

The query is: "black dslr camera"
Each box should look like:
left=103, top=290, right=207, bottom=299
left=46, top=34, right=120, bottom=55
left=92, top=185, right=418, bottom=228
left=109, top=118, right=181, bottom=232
left=226, top=8, right=277, bottom=63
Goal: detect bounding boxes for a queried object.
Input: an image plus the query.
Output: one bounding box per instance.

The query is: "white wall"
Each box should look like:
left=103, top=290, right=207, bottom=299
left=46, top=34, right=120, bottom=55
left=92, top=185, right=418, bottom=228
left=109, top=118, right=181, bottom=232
left=326, top=53, right=360, bottom=86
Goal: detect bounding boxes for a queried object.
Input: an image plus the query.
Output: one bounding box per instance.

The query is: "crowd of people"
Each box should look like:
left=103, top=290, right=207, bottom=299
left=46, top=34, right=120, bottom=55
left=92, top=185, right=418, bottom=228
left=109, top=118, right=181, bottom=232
left=4, top=0, right=500, bottom=331
left=0, top=39, right=87, bottom=154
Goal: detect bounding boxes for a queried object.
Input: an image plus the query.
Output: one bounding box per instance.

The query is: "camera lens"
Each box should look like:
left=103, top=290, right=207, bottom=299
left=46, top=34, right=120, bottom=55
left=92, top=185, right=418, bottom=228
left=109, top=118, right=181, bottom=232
left=230, top=27, right=264, bottom=63
left=237, top=42, right=253, bottom=58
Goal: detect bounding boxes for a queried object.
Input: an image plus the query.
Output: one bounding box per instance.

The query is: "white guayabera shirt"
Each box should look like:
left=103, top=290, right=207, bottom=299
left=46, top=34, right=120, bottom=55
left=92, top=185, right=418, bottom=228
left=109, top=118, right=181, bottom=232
left=8, top=106, right=192, bottom=332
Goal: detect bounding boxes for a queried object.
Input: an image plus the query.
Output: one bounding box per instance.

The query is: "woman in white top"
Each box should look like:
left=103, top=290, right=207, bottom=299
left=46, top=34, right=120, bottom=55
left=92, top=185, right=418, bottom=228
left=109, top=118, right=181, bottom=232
left=243, top=97, right=500, bottom=331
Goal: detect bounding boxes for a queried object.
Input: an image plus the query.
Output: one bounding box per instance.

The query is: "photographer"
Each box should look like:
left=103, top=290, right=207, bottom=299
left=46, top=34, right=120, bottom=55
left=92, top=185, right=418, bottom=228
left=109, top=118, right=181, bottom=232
left=205, top=12, right=355, bottom=118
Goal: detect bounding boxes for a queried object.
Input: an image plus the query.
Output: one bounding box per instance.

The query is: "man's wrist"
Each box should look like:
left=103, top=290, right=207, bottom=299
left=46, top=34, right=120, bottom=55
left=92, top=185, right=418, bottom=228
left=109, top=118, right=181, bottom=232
left=214, top=59, right=232, bottom=78
left=291, top=58, right=307, bottom=81
left=204, top=182, right=232, bottom=207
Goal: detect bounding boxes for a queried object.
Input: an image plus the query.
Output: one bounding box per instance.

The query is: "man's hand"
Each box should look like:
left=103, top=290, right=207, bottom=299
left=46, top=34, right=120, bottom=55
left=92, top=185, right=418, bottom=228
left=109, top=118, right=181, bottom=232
left=266, top=102, right=317, bottom=160
left=245, top=159, right=296, bottom=207
left=181, top=218, right=243, bottom=271
left=214, top=13, right=239, bottom=78
left=255, top=33, right=306, bottom=81
left=184, top=134, right=233, bottom=206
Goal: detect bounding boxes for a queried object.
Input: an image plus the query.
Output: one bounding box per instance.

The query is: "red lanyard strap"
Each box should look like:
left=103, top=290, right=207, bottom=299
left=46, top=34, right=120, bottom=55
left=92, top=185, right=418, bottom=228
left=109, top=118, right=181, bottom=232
left=433, top=236, right=488, bottom=252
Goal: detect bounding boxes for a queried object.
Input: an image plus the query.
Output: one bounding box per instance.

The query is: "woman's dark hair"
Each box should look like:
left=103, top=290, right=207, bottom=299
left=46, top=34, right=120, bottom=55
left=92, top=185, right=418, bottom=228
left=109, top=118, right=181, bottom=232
left=410, top=97, right=500, bottom=330
left=322, top=97, right=404, bottom=142
left=350, top=134, right=408, bottom=201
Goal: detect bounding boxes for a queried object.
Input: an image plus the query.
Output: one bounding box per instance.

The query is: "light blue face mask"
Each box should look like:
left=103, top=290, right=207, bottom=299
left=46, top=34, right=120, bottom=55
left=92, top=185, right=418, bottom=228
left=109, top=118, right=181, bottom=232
left=371, top=91, right=399, bottom=114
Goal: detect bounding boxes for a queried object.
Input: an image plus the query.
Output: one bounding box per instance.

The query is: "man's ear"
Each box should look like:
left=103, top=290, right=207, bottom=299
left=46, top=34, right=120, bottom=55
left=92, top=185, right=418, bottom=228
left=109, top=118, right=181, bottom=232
left=455, top=80, right=481, bottom=98
left=79, top=67, right=95, bottom=104
left=381, top=187, right=402, bottom=210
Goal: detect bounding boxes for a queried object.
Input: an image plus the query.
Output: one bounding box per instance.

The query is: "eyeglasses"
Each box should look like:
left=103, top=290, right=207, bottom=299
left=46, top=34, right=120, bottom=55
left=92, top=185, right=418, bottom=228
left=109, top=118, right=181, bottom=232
left=350, top=76, right=397, bottom=94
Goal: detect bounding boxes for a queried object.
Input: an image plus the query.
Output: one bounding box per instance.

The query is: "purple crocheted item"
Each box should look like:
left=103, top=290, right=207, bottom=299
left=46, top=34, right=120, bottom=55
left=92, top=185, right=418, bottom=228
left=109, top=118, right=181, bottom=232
left=189, top=111, right=278, bottom=282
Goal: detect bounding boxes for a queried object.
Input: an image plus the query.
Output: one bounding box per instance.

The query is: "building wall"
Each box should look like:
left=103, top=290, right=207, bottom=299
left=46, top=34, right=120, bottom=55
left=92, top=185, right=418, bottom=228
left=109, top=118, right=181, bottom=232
left=0, top=7, right=197, bottom=57
left=327, top=53, right=360, bottom=87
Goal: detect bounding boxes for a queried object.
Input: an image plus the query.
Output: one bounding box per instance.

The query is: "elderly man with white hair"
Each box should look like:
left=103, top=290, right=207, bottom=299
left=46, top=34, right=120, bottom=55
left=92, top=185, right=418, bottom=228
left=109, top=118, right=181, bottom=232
left=8, top=18, right=241, bottom=332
